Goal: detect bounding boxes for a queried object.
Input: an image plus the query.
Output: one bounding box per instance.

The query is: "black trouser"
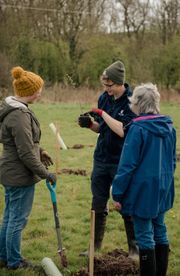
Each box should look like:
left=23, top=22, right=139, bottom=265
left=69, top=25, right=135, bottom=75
left=91, top=160, right=117, bottom=214
left=91, top=160, right=137, bottom=253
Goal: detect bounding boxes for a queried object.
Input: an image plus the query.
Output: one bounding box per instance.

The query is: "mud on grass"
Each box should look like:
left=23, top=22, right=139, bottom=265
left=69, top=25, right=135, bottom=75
left=68, top=144, right=94, bottom=149
left=58, top=168, right=87, bottom=176
left=73, top=249, right=139, bottom=276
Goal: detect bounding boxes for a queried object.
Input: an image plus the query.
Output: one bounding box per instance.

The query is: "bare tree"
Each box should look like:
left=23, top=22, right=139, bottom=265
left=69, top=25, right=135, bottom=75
left=154, top=0, right=180, bottom=44
left=115, top=0, right=150, bottom=40
left=0, top=0, right=107, bottom=63
left=50, top=0, right=107, bottom=82
left=52, top=0, right=106, bottom=59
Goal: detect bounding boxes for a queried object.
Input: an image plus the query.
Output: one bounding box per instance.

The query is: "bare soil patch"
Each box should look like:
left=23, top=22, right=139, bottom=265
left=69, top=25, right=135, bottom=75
left=68, top=144, right=94, bottom=149
left=73, top=249, right=139, bottom=276
left=58, top=168, right=87, bottom=176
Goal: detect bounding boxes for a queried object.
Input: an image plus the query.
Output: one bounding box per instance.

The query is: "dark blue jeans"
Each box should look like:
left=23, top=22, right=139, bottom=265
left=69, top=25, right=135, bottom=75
left=133, top=213, right=169, bottom=250
left=91, top=160, right=118, bottom=213
left=0, top=185, right=35, bottom=267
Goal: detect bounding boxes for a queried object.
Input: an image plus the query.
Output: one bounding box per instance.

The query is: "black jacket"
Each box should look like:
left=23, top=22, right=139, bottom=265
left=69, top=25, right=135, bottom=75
left=94, top=84, right=136, bottom=164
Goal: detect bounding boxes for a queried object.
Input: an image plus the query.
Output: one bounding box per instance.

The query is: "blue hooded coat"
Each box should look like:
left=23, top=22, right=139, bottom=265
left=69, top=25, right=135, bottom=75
left=112, top=114, right=176, bottom=219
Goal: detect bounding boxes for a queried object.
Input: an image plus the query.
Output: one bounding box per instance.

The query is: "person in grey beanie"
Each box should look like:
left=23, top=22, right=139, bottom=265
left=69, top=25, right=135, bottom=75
left=78, top=60, right=138, bottom=259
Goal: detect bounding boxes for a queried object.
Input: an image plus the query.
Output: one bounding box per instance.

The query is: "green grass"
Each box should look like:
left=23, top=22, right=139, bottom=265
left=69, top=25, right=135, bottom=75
left=0, top=102, right=180, bottom=275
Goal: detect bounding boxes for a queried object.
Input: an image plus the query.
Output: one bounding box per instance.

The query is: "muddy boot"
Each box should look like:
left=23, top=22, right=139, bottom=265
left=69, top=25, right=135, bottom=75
left=79, top=212, right=106, bottom=257
left=139, top=249, right=156, bottom=276
left=94, top=212, right=107, bottom=250
left=155, top=244, right=169, bottom=276
left=123, top=216, right=139, bottom=260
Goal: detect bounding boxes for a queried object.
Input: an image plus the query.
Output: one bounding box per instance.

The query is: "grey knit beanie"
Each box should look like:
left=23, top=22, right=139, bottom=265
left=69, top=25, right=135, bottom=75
left=103, top=61, right=125, bottom=85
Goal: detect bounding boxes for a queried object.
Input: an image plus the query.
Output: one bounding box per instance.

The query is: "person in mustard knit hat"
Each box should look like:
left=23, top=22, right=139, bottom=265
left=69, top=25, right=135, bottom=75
left=0, top=66, right=56, bottom=270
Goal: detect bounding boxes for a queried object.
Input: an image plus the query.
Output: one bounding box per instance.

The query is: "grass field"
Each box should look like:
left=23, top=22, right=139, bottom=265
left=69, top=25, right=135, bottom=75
left=0, top=102, right=179, bottom=276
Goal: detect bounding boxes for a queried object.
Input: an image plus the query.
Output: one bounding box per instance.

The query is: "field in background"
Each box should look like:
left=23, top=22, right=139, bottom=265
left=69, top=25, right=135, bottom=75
left=42, top=84, right=180, bottom=104
left=0, top=102, right=179, bottom=276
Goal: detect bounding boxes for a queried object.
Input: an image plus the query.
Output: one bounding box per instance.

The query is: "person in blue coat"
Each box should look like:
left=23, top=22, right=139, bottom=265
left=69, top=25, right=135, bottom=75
left=112, top=83, right=176, bottom=276
left=78, top=60, right=138, bottom=258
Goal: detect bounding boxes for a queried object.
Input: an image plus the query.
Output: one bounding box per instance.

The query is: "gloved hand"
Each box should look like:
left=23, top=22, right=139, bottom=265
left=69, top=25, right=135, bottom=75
left=78, top=114, right=93, bottom=128
left=40, top=150, right=53, bottom=168
left=46, top=173, right=57, bottom=184
left=91, top=108, right=103, bottom=117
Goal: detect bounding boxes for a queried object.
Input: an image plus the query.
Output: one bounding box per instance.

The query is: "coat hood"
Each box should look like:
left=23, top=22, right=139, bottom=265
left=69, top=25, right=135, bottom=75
left=132, top=114, right=173, bottom=138
left=0, top=96, right=27, bottom=122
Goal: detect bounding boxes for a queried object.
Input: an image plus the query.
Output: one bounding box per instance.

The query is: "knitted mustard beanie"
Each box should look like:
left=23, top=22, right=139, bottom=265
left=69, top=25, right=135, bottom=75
left=103, top=61, right=125, bottom=85
left=11, top=66, right=44, bottom=97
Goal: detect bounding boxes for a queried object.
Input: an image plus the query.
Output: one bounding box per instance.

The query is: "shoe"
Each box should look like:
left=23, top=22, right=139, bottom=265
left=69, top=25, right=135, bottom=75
left=7, top=259, right=37, bottom=270
left=0, top=259, right=7, bottom=268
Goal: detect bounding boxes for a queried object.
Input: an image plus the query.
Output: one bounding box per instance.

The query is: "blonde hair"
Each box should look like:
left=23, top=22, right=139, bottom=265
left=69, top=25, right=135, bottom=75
left=129, top=83, right=160, bottom=115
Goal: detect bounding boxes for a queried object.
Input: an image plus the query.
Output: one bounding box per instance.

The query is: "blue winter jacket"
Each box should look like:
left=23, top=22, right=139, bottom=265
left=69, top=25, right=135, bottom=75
left=112, top=114, right=176, bottom=219
left=94, top=84, right=136, bottom=164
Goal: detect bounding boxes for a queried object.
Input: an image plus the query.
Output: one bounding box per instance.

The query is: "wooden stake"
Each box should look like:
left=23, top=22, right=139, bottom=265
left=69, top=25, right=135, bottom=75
left=89, top=210, right=95, bottom=276
left=49, top=122, right=67, bottom=150
left=54, top=122, right=60, bottom=175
